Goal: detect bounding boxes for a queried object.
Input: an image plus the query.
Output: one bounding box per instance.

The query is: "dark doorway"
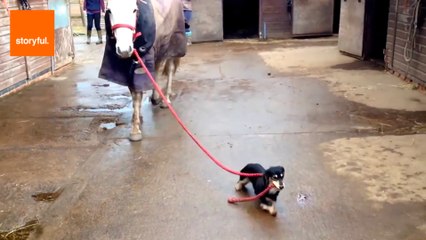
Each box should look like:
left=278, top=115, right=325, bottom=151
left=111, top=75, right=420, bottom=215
left=333, top=0, right=341, bottom=34
left=363, top=0, right=390, bottom=61
left=223, top=0, right=259, bottom=39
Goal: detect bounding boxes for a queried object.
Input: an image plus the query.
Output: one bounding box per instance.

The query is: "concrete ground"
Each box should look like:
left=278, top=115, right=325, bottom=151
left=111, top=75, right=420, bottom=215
left=0, top=36, right=425, bottom=240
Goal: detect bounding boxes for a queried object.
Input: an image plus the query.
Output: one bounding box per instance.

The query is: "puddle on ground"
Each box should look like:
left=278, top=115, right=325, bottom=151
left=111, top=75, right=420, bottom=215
left=31, top=188, right=63, bottom=202
left=348, top=106, right=426, bottom=135
left=0, top=219, right=40, bottom=240
left=99, top=122, right=117, bottom=130
left=94, top=117, right=126, bottom=132
left=61, top=93, right=151, bottom=114
left=91, top=83, right=110, bottom=87
left=79, top=108, right=115, bottom=113
left=76, top=82, right=91, bottom=91
left=297, top=192, right=310, bottom=207
left=109, top=95, right=131, bottom=100
left=74, top=106, right=131, bottom=114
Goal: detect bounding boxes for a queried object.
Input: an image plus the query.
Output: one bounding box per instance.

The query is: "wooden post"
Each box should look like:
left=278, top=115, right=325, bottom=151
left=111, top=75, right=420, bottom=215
left=79, top=0, right=86, bottom=27
left=69, top=0, right=76, bottom=59
left=24, top=57, right=30, bottom=80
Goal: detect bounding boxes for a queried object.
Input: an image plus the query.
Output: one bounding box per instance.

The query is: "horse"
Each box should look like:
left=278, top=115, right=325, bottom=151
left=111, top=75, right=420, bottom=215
left=98, top=0, right=187, bottom=141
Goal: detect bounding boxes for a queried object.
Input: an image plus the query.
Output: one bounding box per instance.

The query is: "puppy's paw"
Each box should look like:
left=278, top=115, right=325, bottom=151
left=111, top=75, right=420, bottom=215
left=234, top=182, right=244, bottom=191
left=260, top=203, right=269, bottom=211
left=260, top=203, right=277, bottom=216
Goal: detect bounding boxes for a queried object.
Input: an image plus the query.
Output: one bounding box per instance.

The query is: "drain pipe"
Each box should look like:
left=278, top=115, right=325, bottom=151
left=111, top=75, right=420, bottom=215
left=263, top=22, right=267, bottom=40
left=259, top=0, right=267, bottom=40
left=391, top=0, right=400, bottom=68
left=259, top=0, right=263, bottom=39
left=24, top=56, right=29, bottom=80
left=50, top=56, right=55, bottom=75
left=69, top=0, right=76, bottom=60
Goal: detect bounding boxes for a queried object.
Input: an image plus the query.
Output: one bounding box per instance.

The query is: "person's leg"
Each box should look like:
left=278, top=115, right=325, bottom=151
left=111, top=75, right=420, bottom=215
left=183, top=10, right=192, bottom=33
left=86, top=13, right=94, bottom=44
left=183, top=10, right=192, bottom=45
left=94, top=12, right=103, bottom=44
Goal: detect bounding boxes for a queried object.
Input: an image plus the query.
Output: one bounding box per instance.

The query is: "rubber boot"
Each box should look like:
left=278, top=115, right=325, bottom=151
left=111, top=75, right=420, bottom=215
left=185, top=30, right=192, bottom=46
left=96, top=30, right=103, bottom=44
left=86, top=30, right=91, bottom=44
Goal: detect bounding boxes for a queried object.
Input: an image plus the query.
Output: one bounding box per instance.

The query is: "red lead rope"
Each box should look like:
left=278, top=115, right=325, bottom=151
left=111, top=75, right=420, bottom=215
left=132, top=49, right=263, bottom=178
left=133, top=47, right=276, bottom=203
left=227, top=185, right=274, bottom=203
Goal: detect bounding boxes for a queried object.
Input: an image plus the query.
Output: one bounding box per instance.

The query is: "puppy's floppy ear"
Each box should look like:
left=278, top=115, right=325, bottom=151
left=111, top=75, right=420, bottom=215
left=264, top=168, right=273, bottom=178
left=280, top=166, right=285, bottom=174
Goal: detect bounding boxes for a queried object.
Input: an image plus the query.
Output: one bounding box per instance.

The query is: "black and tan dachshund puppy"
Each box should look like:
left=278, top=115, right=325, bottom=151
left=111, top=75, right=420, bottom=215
left=235, top=163, right=285, bottom=216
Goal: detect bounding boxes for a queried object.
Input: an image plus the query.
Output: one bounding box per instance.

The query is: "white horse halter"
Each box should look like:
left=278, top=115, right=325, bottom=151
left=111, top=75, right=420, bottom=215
left=106, top=0, right=142, bottom=57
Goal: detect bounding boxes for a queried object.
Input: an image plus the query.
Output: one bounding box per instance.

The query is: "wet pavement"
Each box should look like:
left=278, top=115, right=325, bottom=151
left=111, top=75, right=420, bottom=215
left=0, top=36, right=425, bottom=240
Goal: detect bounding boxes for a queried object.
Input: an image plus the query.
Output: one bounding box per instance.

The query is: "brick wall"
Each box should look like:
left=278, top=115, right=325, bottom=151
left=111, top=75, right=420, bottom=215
left=261, top=0, right=291, bottom=39
left=386, top=0, right=426, bottom=86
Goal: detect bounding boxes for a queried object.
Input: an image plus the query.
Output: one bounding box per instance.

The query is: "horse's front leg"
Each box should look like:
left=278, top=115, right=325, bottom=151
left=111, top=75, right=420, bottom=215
left=129, top=88, right=143, bottom=141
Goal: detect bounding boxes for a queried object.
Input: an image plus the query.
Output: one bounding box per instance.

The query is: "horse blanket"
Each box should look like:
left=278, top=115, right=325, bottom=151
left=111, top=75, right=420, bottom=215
left=98, top=0, right=156, bottom=91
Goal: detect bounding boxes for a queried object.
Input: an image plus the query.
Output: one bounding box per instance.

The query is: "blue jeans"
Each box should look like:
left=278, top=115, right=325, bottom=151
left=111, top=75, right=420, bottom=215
left=87, top=12, right=101, bottom=31
left=183, top=10, right=192, bottom=33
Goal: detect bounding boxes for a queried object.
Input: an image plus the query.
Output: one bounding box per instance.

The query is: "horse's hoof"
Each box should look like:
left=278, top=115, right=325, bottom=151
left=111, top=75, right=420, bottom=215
left=150, top=97, right=161, bottom=106
left=160, top=102, right=170, bottom=109
left=129, top=132, right=143, bottom=142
